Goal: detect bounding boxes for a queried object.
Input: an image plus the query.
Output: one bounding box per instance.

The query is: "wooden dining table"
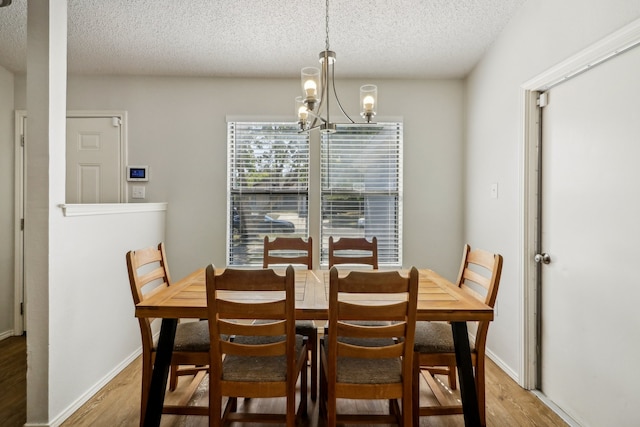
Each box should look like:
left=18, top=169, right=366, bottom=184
left=135, top=267, right=493, bottom=427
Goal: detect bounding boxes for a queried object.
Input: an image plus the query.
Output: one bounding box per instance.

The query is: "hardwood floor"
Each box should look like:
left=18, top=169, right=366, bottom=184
left=1, top=335, right=567, bottom=426
left=0, top=335, right=26, bottom=427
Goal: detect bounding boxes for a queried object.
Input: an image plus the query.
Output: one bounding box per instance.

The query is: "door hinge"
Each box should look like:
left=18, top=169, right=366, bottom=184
left=112, top=117, right=122, bottom=127
left=21, top=134, right=25, bottom=147
left=537, top=92, right=548, bottom=108
left=20, top=302, right=24, bottom=315
left=21, top=218, right=24, bottom=230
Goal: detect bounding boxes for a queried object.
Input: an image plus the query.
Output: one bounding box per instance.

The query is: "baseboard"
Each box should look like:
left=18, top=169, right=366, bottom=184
left=531, top=390, right=582, bottom=426
left=485, top=347, right=519, bottom=383
left=0, top=330, right=15, bottom=341
left=45, top=346, right=142, bottom=427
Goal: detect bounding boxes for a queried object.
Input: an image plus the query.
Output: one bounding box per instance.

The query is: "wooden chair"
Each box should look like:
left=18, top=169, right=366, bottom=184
left=205, top=264, right=308, bottom=427
left=126, top=243, right=209, bottom=426
left=328, top=236, right=378, bottom=269
left=319, top=267, right=419, bottom=427
left=412, top=244, right=503, bottom=426
left=263, top=236, right=318, bottom=401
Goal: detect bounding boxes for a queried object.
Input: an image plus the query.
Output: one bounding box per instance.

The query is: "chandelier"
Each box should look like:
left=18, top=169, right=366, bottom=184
left=296, top=0, right=378, bottom=133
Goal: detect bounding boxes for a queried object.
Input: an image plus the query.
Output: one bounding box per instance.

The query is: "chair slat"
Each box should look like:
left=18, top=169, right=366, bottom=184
left=220, top=340, right=286, bottom=357
left=462, top=268, right=491, bottom=289
left=138, top=266, right=168, bottom=287
left=337, top=341, right=405, bottom=359
left=337, top=321, right=406, bottom=338
left=338, top=300, right=408, bottom=320
left=215, top=299, right=286, bottom=319
left=219, top=320, right=286, bottom=336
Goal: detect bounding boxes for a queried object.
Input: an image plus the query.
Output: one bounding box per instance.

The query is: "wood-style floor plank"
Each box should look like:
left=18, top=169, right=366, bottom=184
left=0, top=335, right=26, bottom=427
left=1, top=335, right=567, bottom=427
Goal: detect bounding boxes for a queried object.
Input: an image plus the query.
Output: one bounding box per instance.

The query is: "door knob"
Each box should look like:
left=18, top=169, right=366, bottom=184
left=534, top=253, right=551, bottom=264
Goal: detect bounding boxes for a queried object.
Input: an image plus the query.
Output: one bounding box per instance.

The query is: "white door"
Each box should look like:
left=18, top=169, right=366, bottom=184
left=14, top=113, right=125, bottom=333
left=540, top=46, right=640, bottom=426
left=66, top=116, right=122, bottom=203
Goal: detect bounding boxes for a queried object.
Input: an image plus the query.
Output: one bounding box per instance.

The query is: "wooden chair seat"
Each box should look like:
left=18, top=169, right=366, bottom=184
left=221, top=335, right=306, bottom=382
left=413, top=321, right=463, bottom=353
left=321, top=337, right=402, bottom=384
left=157, top=320, right=209, bottom=352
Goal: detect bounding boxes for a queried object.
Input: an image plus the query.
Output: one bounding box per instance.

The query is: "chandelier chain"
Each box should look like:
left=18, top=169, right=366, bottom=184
left=325, top=0, right=330, bottom=51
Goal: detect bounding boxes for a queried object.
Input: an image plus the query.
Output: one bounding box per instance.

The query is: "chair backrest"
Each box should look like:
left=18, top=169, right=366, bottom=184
left=263, top=236, right=312, bottom=269
left=328, top=236, right=378, bottom=269
left=205, top=264, right=297, bottom=394
left=454, top=244, right=503, bottom=351
left=326, top=266, right=419, bottom=392
left=126, top=243, right=172, bottom=347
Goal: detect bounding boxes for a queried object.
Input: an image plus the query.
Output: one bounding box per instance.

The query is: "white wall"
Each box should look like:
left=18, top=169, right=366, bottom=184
left=0, top=64, right=14, bottom=339
left=16, top=75, right=466, bottom=281
left=48, top=207, right=167, bottom=425
left=465, top=0, right=640, bottom=383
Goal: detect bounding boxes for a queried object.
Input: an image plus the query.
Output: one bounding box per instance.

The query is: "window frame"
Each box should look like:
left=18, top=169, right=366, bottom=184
left=226, top=120, right=403, bottom=267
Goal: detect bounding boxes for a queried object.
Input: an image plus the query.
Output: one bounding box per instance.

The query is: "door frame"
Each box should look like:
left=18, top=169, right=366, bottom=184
left=520, top=19, right=640, bottom=391
left=13, top=110, right=128, bottom=334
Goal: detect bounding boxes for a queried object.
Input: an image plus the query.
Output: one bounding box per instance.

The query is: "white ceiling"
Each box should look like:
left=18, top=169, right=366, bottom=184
left=0, top=0, right=526, bottom=79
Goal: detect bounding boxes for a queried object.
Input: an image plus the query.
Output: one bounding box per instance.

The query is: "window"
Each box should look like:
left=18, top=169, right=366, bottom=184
left=320, top=123, right=402, bottom=266
left=227, top=122, right=309, bottom=265
left=227, top=121, right=402, bottom=267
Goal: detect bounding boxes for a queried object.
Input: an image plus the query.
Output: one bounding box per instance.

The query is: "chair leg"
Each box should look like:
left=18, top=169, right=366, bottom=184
left=412, top=354, right=420, bottom=427
left=309, top=327, right=318, bottom=401
left=300, top=344, right=308, bottom=418
left=476, top=358, right=486, bottom=426
left=448, top=363, right=457, bottom=390
left=209, top=382, right=222, bottom=427
left=140, top=354, right=152, bottom=427
left=319, top=342, right=328, bottom=420
left=169, top=363, right=178, bottom=391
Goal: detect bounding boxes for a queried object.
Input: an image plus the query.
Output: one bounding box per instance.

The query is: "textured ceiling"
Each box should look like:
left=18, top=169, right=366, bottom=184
left=0, top=0, right=526, bottom=79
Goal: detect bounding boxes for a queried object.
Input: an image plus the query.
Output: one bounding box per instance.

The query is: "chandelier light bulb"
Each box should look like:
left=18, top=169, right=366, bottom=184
left=362, top=95, right=375, bottom=112
left=304, top=80, right=317, bottom=98
left=298, top=106, right=309, bottom=120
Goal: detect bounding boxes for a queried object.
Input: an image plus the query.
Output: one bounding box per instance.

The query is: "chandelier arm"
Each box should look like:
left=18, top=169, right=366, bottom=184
left=306, top=108, right=328, bottom=123
left=330, top=62, right=355, bottom=124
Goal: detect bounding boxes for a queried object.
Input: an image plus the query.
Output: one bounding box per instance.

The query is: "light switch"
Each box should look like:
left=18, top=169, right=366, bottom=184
left=490, top=183, right=498, bottom=199
left=132, top=186, right=145, bottom=199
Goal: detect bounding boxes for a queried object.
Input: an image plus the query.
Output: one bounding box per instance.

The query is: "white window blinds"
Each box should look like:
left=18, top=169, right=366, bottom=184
left=320, top=123, right=403, bottom=266
left=227, top=122, right=310, bottom=266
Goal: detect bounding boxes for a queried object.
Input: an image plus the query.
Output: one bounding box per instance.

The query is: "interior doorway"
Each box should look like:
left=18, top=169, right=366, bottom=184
left=13, top=111, right=128, bottom=334
left=522, top=18, right=640, bottom=426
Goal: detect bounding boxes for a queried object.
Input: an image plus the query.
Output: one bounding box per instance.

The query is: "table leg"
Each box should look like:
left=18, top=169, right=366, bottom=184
left=451, top=321, right=481, bottom=427
left=143, top=318, right=177, bottom=427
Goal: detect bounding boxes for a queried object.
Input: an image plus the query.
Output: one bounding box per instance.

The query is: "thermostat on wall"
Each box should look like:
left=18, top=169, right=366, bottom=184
left=126, top=165, right=149, bottom=182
